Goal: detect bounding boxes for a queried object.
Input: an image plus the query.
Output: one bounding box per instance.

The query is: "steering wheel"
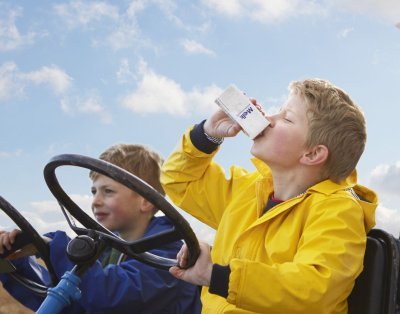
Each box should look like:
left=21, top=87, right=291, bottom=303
left=43, top=154, right=200, bottom=270
left=0, top=196, right=58, bottom=296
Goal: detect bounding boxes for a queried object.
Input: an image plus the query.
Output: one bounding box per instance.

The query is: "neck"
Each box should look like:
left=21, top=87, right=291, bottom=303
left=271, top=168, right=322, bottom=201
left=118, top=218, right=152, bottom=242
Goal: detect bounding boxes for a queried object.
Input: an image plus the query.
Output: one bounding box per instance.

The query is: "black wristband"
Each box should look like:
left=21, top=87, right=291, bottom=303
left=209, top=264, right=231, bottom=298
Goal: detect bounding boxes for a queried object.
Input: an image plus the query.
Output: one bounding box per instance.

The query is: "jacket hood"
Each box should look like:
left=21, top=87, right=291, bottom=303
left=311, top=171, right=378, bottom=233
left=251, top=158, right=378, bottom=233
left=145, top=215, right=184, bottom=252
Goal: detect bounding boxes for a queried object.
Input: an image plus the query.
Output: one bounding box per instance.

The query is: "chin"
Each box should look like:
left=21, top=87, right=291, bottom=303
left=250, top=144, right=259, bottom=158
left=101, top=223, right=113, bottom=231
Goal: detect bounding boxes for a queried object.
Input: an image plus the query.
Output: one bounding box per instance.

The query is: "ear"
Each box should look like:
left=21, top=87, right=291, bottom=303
left=139, top=198, right=155, bottom=214
left=300, top=145, right=328, bottom=166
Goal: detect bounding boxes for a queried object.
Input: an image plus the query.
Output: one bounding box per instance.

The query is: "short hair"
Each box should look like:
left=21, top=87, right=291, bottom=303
left=89, top=143, right=165, bottom=196
left=290, top=79, right=366, bottom=183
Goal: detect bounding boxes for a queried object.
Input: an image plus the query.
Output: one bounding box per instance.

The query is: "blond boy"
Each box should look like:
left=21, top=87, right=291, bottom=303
left=162, top=79, right=377, bottom=313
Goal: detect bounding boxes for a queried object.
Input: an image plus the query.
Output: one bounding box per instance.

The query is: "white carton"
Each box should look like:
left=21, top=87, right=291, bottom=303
left=215, top=85, right=270, bottom=139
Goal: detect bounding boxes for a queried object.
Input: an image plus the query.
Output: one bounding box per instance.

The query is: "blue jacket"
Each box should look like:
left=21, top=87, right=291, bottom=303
left=1, top=216, right=201, bottom=313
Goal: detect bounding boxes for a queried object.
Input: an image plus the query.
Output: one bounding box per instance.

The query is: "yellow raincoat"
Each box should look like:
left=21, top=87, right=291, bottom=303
left=161, top=128, right=377, bottom=314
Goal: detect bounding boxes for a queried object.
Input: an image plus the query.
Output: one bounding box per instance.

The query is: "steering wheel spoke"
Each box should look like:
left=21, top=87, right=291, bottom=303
left=127, top=227, right=182, bottom=253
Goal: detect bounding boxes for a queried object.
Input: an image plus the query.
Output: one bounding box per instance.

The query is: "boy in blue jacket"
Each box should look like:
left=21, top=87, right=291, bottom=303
left=0, top=144, right=201, bottom=313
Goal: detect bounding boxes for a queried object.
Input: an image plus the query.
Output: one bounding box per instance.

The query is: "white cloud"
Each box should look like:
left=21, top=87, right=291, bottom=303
left=0, top=204, right=71, bottom=236
left=338, top=27, right=354, bottom=39
left=122, top=64, right=187, bottom=115
left=186, top=85, right=225, bottom=114
left=331, top=0, right=400, bottom=25
left=375, top=204, right=400, bottom=237
left=369, top=161, right=400, bottom=196
left=202, top=0, right=400, bottom=25
left=78, top=96, right=113, bottom=124
left=248, top=0, right=325, bottom=23
left=31, top=194, right=92, bottom=214
left=121, top=59, right=223, bottom=116
left=103, top=19, right=142, bottom=51
left=21, top=65, right=73, bottom=95
left=181, top=39, right=216, bottom=56
left=1, top=63, right=72, bottom=100
left=54, top=0, right=119, bottom=29
left=1, top=63, right=71, bottom=100
left=55, top=0, right=144, bottom=51
left=18, top=210, right=73, bottom=237
left=60, top=98, right=72, bottom=114
left=61, top=94, right=112, bottom=124
left=0, top=149, right=22, bottom=158
left=30, top=199, right=65, bottom=215
left=126, top=0, right=147, bottom=16
left=116, top=59, right=137, bottom=84
left=0, top=61, right=24, bottom=100
left=201, top=0, right=326, bottom=23
left=366, top=161, right=400, bottom=236
left=26, top=194, right=93, bottom=236
left=201, top=0, right=242, bottom=16
left=0, top=6, right=36, bottom=51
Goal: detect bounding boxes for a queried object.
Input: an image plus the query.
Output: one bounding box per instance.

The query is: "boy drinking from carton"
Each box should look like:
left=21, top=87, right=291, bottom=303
left=0, top=144, right=201, bottom=313
left=161, top=79, right=377, bottom=313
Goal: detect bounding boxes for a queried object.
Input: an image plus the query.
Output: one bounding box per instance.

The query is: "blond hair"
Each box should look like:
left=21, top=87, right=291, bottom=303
left=290, top=79, right=366, bottom=183
left=89, top=143, right=165, bottom=196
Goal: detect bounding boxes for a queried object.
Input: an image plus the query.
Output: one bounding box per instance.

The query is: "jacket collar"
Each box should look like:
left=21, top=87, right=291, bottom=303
left=250, top=158, right=376, bottom=232
left=251, top=157, right=357, bottom=196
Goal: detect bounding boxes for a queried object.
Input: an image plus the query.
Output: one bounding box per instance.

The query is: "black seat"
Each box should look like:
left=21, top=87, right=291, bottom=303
left=348, top=229, right=400, bottom=314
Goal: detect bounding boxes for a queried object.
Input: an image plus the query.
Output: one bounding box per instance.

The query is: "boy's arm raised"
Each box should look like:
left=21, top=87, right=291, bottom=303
left=161, top=117, right=247, bottom=229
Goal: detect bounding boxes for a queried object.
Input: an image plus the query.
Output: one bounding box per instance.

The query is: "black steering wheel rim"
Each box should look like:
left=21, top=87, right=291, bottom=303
left=0, top=195, right=58, bottom=294
left=43, top=154, right=200, bottom=270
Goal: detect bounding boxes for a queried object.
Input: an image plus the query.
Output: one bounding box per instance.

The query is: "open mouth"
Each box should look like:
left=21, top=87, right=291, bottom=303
left=94, top=212, right=109, bottom=221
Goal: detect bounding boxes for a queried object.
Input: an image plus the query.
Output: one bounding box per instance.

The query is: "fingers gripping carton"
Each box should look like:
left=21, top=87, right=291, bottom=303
left=215, top=85, right=270, bottom=139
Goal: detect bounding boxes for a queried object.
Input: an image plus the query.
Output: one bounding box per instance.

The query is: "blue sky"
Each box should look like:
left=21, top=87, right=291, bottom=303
left=0, top=0, right=400, bottom=242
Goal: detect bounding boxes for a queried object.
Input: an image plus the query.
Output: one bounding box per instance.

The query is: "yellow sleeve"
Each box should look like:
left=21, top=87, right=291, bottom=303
left=161, top=127, right=248, bottom=229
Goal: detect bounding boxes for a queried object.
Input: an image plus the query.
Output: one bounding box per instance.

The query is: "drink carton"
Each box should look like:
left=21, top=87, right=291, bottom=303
left=215, top=85, right=270, bottom=139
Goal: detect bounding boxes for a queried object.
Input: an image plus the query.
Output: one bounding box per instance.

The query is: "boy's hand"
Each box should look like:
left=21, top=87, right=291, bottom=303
left=0, top=229, right=22, bottom=254
left=0, top=229, right=51, bottom=259
left=169, top=242, right=213, bottom=287
left=203, top=109, right=241, bottom=138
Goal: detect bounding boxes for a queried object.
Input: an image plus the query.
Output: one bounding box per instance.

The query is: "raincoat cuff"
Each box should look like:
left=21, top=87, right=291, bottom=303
left=209, top=263, right=230, bottom=298
left=190, top=120, right=220, bottom=154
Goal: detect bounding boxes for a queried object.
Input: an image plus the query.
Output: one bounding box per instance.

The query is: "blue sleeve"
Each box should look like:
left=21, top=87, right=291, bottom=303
left=78, top=256, right=180, bottom=313
left=48, top=230, right=200, bottom=313
left=46, top=230, right=75, bottom=278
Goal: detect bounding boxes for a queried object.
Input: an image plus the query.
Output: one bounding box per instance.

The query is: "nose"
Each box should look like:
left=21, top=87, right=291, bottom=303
left=91, top=192, right=102, bottom=209
left=266, top=113, right=280, bottom=127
